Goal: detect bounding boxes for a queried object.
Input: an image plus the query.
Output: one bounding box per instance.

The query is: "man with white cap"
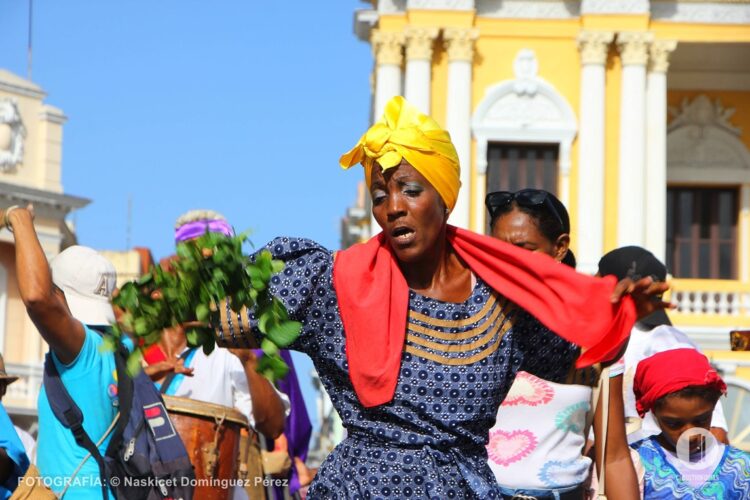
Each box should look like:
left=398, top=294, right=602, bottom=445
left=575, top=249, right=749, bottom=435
left=3, top=205, right=123, bottom=499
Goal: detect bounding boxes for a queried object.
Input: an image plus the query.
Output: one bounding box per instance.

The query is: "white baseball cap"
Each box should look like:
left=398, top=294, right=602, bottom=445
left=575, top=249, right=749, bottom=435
left=50, top=245, right=117, bottom=326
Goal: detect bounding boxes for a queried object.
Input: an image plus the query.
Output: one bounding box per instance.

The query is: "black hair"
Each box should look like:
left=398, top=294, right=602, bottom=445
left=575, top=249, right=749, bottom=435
left=490, top=197, right=577, bottom=268
left=653, top=385, right=723, bottom=411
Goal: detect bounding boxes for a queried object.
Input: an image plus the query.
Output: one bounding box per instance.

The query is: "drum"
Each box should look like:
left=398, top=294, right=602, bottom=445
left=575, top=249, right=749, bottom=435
left=730, top=330, right=750, bottom=351
left=163, top=395, right=248, bottom=500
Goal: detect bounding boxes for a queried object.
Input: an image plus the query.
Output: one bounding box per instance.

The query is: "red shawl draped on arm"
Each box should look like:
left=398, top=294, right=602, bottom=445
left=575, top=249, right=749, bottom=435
left=332, top=225, right=636, bottom=408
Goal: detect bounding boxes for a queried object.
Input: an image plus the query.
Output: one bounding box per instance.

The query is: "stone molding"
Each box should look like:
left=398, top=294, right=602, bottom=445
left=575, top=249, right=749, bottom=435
left=371, top=30, right=405, bottom=66
left=648, top=40, right=678, bottom=73
left=476, top=0, right=580, bottom=19
left=407, top=0, right=475, bottom=10
left=617, top=31, right=654, bottom=66
left=577, top=31, right=615, bottom=65
left=405, top=26, right=440, bottom=61
left=651, top=1, right=750, bottom=25
left=443, top=28, right=479, bottom=62
left=582, top=0, right=650, bottom=14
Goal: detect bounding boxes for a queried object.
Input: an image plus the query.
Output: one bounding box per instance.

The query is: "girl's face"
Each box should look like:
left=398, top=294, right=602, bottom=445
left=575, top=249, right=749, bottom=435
left=653, top=395, right=716, bottom=454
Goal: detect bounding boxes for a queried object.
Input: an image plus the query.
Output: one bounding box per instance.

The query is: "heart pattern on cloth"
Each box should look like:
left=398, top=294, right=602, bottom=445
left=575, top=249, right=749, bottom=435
left=487, top=429, right=538, bottom=466
left=501, top=371, right=555, bottom=407
left=538, top=459, right=586, bottom=488
left=554, top=401, right=590, bottom=434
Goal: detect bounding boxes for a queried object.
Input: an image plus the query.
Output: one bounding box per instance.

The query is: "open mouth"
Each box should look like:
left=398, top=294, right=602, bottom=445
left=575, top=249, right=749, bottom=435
left=390, top=226, right=415, bottom=244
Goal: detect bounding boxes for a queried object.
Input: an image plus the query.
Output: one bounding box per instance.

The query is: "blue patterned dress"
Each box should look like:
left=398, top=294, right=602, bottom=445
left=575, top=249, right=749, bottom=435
left=240, top=238, right=578, bottom=499
left=632, top=436, right=750, bottom=499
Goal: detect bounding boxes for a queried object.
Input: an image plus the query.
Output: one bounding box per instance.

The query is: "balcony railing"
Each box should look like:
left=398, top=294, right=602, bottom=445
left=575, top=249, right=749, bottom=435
left=4, top=362, right=43, bottom=414
left=669, top=279, right=750, bottom=327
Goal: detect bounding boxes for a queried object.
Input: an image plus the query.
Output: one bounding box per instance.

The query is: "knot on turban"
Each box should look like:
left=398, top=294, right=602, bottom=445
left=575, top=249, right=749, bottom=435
left=339, top=96, right=461, bottom=211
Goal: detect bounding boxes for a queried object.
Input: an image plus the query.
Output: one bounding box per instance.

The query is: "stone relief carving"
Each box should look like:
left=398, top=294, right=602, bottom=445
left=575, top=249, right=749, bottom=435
left=668, top=95, right=741, bottom=136
left=667, top=95, right=750, bottom=173
left=476, top=0, right=580, bottom=19
left=0, top=99, right=26, bottom=172
left=408, top=0, right=475, bottom=9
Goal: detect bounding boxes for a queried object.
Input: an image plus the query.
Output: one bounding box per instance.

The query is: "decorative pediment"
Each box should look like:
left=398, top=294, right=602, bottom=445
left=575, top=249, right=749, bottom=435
left=472, top=50, right=577, bottom=155
left=667, top=95, right=750, bottom=183
left=0, top=99, right=26, bottom=172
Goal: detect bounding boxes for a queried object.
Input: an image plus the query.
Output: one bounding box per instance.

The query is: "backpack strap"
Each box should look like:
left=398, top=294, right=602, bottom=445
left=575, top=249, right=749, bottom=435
left=43, top=353, right=111, bottom=500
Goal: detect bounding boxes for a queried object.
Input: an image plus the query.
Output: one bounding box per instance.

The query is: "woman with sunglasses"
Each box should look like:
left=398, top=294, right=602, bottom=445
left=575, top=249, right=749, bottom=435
left=485, top=190, right=639, bottom=499
left=233, top=96, right=668, bottom=498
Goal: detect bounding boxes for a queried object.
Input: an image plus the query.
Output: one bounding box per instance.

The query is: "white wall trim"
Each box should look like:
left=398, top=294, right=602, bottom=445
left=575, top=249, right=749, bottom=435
left=476, top=0, right=580, bottom=18
left=651, top=1, right=750, bottom=25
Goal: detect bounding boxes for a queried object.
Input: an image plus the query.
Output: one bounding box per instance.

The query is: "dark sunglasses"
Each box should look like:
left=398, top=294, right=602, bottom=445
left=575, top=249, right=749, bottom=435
left=485, top=189, right=566, bottom=231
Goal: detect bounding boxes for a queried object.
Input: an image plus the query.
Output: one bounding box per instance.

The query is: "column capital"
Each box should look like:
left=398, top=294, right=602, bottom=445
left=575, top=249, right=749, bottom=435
left=371, top=30, right=405, bottom=66
left=443, top=28, right=479, bottom=62
left=404, top=26, right=439, bottom=61
left=577, top=31, right=615, bottom=65
left=617, top=31, right=654, bottom=66
left=649, top=40, right=678, bottom=73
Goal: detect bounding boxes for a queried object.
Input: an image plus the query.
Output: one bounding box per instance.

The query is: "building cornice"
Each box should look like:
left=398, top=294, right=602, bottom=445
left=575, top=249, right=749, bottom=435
left=0, top=182, right=90, bottom=216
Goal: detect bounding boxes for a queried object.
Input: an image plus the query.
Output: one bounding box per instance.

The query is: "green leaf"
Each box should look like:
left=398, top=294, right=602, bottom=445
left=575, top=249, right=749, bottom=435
left=134, top=317, right=149, bottom=335
left=266, top=320, right=301, bottom=348
left=126, top=351, right=143, bottom=377
left=195, top=303, right=210, bottom=322
left=260, top=338, right=279, bottom=356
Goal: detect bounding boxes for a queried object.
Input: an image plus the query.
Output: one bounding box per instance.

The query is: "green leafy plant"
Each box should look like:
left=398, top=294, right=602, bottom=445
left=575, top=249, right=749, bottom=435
left=111, top=230, right=301, bottom=382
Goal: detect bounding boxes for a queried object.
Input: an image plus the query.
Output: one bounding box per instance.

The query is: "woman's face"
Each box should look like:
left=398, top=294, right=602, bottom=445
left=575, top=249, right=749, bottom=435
left=653, top=395, right=715, bottom=454
left=370, top=160, right=448, bottom=264
left=491, top=207, right=568, bottom=261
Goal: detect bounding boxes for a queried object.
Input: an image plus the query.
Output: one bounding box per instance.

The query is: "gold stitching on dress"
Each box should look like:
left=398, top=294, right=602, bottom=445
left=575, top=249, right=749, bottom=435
left=407, top=298, right=510, bottom=341
left=404, top=318, right=515, bottom=365
left=406, top=316, right=503, bottom=352
left=408, top=293, right=498, bottom=328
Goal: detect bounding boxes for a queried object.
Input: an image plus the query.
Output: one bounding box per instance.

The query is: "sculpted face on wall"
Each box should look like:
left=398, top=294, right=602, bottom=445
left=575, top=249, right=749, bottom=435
left=0, top=99, right=26, bottom=172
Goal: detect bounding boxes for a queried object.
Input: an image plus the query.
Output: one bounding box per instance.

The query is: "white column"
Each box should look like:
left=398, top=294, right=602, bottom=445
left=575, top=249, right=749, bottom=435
left=404, top=27, right=438, bottom=114
left=444, top=28, right=478, bottom=230
left=616, top=32, right=653, bottom=248
left=741, top=184, right=750, bottom=282
left=369, top=30, right=405, bottom=235
left=371, top=30, right=405, bottom=120
left=645, top=40, right=677, bottom=262
left=576, top=31, right=614, bottom=273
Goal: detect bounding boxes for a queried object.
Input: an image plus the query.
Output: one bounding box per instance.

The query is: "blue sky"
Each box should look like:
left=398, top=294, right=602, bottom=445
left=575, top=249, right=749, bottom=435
left=1, top=1, right=374, bottom=431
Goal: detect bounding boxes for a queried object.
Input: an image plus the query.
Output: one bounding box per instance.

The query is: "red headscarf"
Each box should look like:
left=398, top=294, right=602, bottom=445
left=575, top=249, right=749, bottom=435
left=634, top=348, right=727, bottom=417
left=333, top=226, right=637, bottom=408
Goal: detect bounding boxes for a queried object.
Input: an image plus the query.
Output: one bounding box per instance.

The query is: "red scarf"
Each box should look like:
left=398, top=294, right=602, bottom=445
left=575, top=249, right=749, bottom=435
left=634, top=348, right=727, bottom=417
left=333, top=226, right=636, bottom=408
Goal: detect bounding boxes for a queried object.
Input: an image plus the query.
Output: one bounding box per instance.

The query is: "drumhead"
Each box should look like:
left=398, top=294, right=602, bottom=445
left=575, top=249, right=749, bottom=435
left=162, top=395, right=248, bottom=427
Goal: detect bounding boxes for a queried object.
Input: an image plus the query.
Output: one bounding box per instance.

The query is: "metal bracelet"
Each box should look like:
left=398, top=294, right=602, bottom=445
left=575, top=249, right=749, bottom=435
left=3, top=205, right=20, bottom=232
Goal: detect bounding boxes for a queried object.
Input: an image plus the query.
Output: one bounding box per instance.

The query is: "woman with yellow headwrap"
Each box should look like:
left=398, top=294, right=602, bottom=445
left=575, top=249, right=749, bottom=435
left=227, top=96, right=669, bottom=498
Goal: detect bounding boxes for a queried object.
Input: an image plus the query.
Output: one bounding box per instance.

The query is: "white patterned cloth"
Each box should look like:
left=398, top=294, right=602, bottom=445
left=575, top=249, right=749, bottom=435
left=488, top=371, right=593, bottom=489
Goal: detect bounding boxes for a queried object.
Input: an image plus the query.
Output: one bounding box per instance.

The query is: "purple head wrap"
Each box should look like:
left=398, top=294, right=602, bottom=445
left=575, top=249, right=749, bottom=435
left=174, top=219, right=234, bottom=243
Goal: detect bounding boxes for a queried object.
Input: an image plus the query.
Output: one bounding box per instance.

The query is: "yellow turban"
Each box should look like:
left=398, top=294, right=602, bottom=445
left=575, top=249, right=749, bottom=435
left=339, top=96, right=461, bottom=211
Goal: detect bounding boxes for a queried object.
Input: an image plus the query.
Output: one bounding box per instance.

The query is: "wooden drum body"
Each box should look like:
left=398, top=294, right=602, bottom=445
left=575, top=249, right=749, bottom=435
left=731, top=330, right=750, bottom=352
left=163, top=395, right=248, bottom=500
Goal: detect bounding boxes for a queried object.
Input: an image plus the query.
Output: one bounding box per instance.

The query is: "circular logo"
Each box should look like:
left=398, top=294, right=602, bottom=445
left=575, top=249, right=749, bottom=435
left=674, top=427, right=720, bottom=470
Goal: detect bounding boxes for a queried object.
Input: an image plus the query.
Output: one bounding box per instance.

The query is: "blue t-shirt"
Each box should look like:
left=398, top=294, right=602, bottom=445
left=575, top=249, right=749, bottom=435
left=37, top=326, right=132, bottom=499
left=0, top=403, right=29, bottom=499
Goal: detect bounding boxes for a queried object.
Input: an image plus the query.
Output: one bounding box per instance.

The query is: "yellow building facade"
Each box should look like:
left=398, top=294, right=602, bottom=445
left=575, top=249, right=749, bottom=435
left=350, top=0, right=750, bottom=445
left=0, top=70, right=88, bottom=425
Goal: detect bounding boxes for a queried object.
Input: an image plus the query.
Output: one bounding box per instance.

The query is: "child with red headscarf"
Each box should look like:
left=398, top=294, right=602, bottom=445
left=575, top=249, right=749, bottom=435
left=630, top=348, right=750, bottom=498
